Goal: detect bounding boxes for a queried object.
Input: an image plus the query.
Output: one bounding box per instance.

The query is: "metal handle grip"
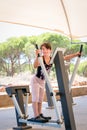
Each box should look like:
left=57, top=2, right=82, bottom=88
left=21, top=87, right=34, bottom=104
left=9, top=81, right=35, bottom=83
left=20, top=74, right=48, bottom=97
left=35, top=44, right=40, bottom=57
left=79, top=44, right=83, bottom=57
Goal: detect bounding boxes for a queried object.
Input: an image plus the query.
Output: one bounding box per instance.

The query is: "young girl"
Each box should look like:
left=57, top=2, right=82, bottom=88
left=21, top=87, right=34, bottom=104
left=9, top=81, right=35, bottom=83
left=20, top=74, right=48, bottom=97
left=30, top=42, right=81, bottom=123
left=30, top=43, right=52, bottom=123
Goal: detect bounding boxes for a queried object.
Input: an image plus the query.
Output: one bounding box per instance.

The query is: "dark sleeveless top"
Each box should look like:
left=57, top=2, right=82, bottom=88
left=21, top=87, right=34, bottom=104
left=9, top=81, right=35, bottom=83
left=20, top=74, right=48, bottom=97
left=36, top=57, right=52, bottom=80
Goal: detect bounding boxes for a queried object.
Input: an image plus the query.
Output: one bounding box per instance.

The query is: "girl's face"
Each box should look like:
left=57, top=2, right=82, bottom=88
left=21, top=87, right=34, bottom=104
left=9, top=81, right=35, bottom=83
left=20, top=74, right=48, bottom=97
left=41, top=46, right=51, bottom=57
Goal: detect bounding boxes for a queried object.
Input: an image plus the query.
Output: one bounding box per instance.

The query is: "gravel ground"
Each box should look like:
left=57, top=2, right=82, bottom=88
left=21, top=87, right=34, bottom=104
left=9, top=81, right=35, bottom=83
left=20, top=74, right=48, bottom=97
left=0, top=72, right=87, bottom=91
left=0, top=72, right=31, bottom=86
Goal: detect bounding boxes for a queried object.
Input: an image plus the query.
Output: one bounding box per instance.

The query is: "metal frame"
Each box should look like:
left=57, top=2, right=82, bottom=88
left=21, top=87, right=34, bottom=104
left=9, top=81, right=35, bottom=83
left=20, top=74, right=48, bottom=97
left=54, top=51, right=76, bottom=130
left=6, top=86, right=61, bottom=129
left=50, top=45, right=83, bottom=89
left=37, top=56, right=62, bottom=123
left=6, top=48, right=79, bottom=130
left=6, top=86, right=32, bottom=130
left=45, top=82, right=54, bottom=107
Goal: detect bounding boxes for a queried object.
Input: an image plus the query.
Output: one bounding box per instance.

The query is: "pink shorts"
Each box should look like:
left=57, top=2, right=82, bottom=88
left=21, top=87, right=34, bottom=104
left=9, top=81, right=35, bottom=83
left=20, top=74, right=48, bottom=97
left=30, top=75, right=45, bottom=103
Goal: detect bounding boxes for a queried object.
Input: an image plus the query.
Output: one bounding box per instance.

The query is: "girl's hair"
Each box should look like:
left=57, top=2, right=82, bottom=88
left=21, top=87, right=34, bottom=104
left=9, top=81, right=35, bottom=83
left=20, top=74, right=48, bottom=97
left=40, top=42, right=51, bottom=50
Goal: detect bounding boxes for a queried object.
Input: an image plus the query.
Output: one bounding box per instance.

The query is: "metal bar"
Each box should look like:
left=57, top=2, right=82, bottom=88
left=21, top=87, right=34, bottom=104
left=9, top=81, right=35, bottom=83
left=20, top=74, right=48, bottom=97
left=50, top=47, right=65, bottom=64
left=19, top=119, right=61, bottom=128
left=12, top=94, right=24, bottom=118
left=24, top=93, right=29, bottom=117
left=15, top=89, right=27, bottom=126
left=45, top=82, right=54, bottom=107
left=69, top=57, right=80, bottom=88
left=38, top=56, right=62, bottom=123
left=50, top=48, right=59, bottom=64
left=69, top=44, right=83, bottom=89
left=54, top=51, right=76, bottom=130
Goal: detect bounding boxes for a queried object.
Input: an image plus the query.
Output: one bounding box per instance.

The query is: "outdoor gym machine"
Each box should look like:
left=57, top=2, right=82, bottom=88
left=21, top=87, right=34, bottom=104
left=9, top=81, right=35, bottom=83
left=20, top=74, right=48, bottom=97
left=6, top=44, right=77, bottom=130
left=47, top=44, right=83, bottom=105
left=50, top=44, right=83, bottom=89
left=6, top=85, right=32, bottom=130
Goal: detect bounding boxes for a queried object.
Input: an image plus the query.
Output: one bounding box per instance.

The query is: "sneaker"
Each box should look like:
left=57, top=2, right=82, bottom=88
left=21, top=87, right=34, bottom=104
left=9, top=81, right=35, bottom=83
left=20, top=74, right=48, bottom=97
left=40, top=113, right=51, bottom=120
left=28, top=116, right=48, bottom=123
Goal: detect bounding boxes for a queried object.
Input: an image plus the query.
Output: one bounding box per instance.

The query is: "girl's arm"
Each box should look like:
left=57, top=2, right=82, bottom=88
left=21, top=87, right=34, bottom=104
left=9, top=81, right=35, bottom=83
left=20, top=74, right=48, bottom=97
left=64, top=52, right=81, bottom=61
left=34, top=57, right=40, bottom=68
left=34, top=49, right=41, bottom=68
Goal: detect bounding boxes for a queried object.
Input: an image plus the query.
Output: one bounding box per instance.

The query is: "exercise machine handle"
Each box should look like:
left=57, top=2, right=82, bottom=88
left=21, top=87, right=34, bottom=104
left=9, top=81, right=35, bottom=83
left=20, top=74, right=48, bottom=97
left=35, top=44, right=39, bottom=49
left=79, top=44, right=83, bottom=57
left=35, top=44, right=40, bottom=57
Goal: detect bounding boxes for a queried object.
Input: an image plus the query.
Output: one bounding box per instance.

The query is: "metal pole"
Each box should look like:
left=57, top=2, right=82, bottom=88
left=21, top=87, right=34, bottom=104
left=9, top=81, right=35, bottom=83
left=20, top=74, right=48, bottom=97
left=38, top=56, right=62, bottom=123
left=54, top=51, right=76, bottom=130
left=12, top=94, right=24, bottom=118
left=23, top=93, right=29, bottom=118
left=69, top=45, right=83, bottom=89
left=45, top=82, right=54, bottom=108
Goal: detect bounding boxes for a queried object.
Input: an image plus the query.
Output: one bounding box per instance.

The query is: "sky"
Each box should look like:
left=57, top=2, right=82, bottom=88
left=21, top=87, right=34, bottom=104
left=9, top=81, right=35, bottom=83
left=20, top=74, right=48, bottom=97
left=0, top=22, right=87, bottom=43
left=0, top=22, right=50, bottom=42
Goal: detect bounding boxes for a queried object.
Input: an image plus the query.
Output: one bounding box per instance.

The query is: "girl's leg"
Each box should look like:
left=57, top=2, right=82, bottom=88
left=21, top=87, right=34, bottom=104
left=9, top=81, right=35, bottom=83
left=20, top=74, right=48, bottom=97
left=31, top=76, right=45, bottom=118
left=38, top=102, right=42, bottom=115
left=31, top=78, right=40, bottom=117
left=38, top=88, right=45, bottom=115
left=32, top=102, right=39, bottom=117
left=38, top=87, right=51, bottom=120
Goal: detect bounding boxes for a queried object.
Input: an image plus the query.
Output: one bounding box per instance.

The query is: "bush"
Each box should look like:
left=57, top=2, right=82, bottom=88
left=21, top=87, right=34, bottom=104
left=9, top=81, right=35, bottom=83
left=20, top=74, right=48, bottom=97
left=69, top=61, right=87, bottom=77
left=70, top=63, right=74, bottom=73
left=78, top=61, right=87, bottom=76
left=83, top=65, right=87, bottom=77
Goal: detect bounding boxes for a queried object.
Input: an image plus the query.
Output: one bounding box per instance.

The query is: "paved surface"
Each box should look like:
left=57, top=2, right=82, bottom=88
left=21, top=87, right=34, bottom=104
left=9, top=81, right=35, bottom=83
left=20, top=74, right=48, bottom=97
left=0, top=96, right=87, bottom=130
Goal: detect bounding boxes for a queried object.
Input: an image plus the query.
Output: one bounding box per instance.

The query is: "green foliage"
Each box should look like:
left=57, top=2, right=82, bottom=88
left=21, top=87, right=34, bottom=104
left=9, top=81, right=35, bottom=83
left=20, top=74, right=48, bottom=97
left=0, top=37, right=27, bottom=76
left=19, top=63, right=34, bottom=73
left=23, top=36, right=37, bottom=58
left=69, top=63, right=74, bottom=73
left=64, top=43, right=87, bottom=57
left=0, top=32, right=87, bottom=77
left=77, top=61, right=87, bottom=76
left=37, top=32, right=70, bottom=50
left=64, top=44, right=81, bottom=55
left=70, top=61, right=87, bottom=77
left=83, top=44, right=87, bottom=56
